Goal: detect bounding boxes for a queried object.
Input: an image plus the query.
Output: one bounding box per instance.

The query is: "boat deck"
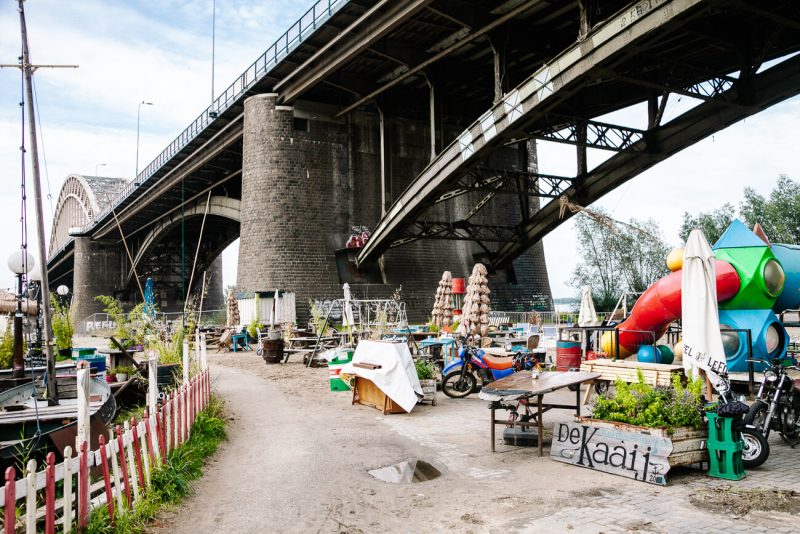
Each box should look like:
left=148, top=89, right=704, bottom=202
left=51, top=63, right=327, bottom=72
left=0, top=401, right=105, bottom=425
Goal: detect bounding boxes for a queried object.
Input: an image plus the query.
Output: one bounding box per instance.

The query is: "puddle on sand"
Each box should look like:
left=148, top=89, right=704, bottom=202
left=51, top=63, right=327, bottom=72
left=368, top=460, right=441, bottom=484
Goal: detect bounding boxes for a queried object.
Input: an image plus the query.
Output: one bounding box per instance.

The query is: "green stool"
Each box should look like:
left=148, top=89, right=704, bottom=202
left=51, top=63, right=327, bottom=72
left=706, top=412, right=746, bottom=480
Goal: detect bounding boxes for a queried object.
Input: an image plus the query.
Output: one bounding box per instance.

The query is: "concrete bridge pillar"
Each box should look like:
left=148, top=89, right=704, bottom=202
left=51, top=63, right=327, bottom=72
left=237, top=93, right=341, bottom=308
left=71, top=237, right=123, bottom=324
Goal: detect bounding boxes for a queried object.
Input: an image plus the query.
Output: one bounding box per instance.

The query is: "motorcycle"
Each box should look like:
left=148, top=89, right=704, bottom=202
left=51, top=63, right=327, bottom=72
left=741, top=357, right=800, bottom=467
left=441, top=339, right=539, bottom=399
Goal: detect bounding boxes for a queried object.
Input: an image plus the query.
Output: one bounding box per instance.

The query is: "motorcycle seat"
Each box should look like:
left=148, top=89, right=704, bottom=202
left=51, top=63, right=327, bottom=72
left=482, top=354, right=515, bottom=370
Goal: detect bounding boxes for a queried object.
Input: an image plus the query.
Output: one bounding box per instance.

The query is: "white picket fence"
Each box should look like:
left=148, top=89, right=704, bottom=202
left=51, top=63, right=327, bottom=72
left=0, top=365, right=211, bottom=532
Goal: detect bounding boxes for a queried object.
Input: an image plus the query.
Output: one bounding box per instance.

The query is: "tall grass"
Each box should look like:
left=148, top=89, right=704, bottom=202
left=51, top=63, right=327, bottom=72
left=87, top=396, right=226, bottom=533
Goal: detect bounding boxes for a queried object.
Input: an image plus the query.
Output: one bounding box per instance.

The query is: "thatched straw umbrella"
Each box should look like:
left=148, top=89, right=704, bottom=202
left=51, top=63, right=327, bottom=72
left=431, top=271, right=453, bottom=328
left=459, top=263, right=490, bottom=337
left=226, top=289, right=240, bottom=327
left=0, top=290, right=37, bottom=316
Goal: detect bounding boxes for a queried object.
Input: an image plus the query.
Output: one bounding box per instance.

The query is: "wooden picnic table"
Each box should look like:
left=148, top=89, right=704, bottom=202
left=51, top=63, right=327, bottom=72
left=479, top=371, right=600, bottom=456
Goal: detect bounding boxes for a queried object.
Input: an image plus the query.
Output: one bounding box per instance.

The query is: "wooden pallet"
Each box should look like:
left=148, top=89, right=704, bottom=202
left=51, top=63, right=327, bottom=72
left=351, top=377, right=406, bottom=414
left=580, top=359, right=684, bottom=387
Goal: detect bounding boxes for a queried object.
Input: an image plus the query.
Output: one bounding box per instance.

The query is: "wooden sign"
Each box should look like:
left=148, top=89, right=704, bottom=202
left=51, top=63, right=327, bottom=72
left=550, top=421, right=673, bottom=485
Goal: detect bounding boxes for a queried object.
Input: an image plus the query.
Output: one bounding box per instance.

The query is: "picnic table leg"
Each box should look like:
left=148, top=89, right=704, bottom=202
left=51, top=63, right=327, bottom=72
left=582, top=380, right=594, bottom=406
left=490, top=404, right=496, bottom=452
left=537, top=394, right=543, bottom=457
left=576, top=384, right=582, bottom=417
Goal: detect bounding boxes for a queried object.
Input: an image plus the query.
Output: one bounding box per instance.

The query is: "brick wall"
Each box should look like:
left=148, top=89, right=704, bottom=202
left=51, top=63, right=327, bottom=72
left=238, top=95, right=552, bottom=323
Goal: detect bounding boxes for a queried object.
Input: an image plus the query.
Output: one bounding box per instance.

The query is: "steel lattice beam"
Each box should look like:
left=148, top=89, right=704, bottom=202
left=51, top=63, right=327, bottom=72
left=435, top=167, right=574, bottom=203
left=392, top=220, right=518, bottom=248
left=532, top=119, right=647, bottom=152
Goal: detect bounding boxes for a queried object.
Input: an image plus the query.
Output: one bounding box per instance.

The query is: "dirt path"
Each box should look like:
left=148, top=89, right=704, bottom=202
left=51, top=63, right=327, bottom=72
left=150, top=353, right=800, bottom=533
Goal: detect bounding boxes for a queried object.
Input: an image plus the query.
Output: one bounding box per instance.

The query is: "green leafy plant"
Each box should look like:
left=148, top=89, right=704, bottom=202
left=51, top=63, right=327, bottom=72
left=308, top=300, right=324, bottom=333
left=0, top=321, right=14, bottom=369
left=111, top=365, right=137, bottom=376
left=94, top=295, right=129, bottom=339
left=591, top=370, right=704, bottom=429
left=247, top=317, right=259, bottom=340
left=415, top=359, right=436, bottom=380
left=50, top=295, right=75, bottom=350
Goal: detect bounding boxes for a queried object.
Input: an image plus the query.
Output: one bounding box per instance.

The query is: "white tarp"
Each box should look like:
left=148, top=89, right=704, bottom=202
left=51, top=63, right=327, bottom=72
left=681, top=229, right=730, bottom=394
left=578, top=285, right=599, bottom=327
left=342, top=340, right=423, bottom=413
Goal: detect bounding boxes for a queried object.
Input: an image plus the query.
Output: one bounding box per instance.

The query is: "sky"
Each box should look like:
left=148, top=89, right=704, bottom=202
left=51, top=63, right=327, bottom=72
left=1, top=0, right=799, bottom=302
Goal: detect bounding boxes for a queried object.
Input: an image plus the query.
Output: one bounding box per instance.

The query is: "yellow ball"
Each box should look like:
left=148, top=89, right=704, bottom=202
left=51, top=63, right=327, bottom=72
left=673, top=340, right=683, bottom=360
left=600, top=331, right=633, bottom=359
left=667, top=247, right=685, bottom=272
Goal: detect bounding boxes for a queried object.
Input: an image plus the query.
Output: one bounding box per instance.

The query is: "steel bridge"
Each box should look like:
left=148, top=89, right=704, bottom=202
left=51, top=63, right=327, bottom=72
left=46, top=0, right=800, bottom=318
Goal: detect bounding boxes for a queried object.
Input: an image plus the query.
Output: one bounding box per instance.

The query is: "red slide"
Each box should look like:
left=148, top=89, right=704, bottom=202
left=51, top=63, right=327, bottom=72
left=602, top=260, right=740, bottom=356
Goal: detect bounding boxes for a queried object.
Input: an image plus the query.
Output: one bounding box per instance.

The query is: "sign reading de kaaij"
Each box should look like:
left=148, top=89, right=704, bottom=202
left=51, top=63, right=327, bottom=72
left=550, top=422, right=673, bottom=485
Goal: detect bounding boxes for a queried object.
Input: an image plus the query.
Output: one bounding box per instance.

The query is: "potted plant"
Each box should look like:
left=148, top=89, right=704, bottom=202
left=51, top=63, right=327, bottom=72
left=415, top=359, right=437, bottom=406
left=50, top=295, right=74, bottom=357
left=112, top=365, right=136, bottom=382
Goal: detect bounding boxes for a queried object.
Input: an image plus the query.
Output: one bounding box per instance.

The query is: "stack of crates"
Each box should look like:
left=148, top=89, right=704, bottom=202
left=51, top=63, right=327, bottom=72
left=327, top=348, right=354, bottom=391
left=706, top=412, right=746, bottom=481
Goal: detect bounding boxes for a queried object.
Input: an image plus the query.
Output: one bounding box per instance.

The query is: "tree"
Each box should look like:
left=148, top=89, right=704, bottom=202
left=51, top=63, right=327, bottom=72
left=679, top=203, right=735, bottom=244
left=740, top=174, right=800, bottom=243
left=570, top=210, right=670, bottom=311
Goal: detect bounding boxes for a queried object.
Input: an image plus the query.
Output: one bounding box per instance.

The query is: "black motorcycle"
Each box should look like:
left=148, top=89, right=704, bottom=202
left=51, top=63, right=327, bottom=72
left=741, top=357, right=800, bottom=467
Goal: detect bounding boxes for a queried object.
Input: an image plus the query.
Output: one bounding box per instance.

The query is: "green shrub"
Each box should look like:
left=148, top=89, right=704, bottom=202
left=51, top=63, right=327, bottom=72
left=0, top=321, right=13, bottom=369
left=51, top=295, right=74, bottom=350
left=94, top=295, right=128, bottom=339
left=591, top=370, right=704, bottom=429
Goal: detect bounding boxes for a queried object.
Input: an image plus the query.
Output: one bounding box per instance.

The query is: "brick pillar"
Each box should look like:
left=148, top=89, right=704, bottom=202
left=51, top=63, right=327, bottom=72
left=71, top=237, right=123, bottom=324
left=237, top=94, right=340, bottom=308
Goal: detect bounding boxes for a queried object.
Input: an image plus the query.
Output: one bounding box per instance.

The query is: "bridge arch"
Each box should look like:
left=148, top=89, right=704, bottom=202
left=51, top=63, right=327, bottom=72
left=359, top=0, right=800, bottom=270
left=50, top=174, right=128, bottom=253
left=128, top=196, right=240, bottom=285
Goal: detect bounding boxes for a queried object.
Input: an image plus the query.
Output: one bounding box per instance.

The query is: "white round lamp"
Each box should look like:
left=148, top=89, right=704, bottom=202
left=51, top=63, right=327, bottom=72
left=7, top=250, right=35, bottom=275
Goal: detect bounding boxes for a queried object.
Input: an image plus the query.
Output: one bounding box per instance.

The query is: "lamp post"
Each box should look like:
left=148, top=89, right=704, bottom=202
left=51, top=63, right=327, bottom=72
left=135, top=101, right=153, bottom=178
left=95, top=163, right=106, bottom=176
left=7, top=250, right=34, bottom=378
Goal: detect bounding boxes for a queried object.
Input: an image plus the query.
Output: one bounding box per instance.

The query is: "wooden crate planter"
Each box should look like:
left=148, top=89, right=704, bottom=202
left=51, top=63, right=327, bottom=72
left=579, top=359, right=684, bottom=387
left=551, top=417, right=707, bottom=485
left=351, top=377, right=407, bottom=414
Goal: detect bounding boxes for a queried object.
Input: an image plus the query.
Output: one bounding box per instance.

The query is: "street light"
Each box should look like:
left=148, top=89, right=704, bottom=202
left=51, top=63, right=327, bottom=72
left=95, top=163, right=106, bottom=176
left=7, top=250, right=34, bottom=378
left=135, top=101, right=153, bottom=179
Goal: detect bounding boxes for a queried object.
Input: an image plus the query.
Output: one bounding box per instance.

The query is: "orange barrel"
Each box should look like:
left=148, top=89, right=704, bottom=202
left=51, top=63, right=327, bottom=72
left=556, top=340, right=581, bottom=372
left=452, top=277, right=465, bottom=294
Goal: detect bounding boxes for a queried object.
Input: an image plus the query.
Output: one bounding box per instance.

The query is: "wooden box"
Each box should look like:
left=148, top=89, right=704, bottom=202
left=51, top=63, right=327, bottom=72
left=352, top=377, right=407, bottom=414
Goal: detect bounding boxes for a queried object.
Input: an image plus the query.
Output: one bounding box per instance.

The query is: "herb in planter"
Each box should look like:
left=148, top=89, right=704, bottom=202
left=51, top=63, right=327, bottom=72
left=591, top=371, right=704, bottom=429
left=415, top=359, right=436, bottom=380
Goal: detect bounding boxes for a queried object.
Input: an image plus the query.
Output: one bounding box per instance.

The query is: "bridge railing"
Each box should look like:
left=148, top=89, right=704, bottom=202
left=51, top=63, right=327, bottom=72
left=57, top=0, right=348, bottom=259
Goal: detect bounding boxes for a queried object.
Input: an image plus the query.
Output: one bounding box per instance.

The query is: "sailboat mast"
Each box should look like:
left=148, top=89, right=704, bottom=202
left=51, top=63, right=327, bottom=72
left=18, top=0, right=58, bottom=404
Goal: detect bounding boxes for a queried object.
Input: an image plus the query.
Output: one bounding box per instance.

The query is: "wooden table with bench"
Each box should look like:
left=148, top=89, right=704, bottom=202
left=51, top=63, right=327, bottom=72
left=479, top=370, right=600, bottom=456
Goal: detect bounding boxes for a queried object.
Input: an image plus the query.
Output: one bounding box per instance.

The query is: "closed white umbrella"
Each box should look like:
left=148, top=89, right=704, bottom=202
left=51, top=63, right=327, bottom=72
left=578, top=285, right=599, bottom=327
left=342, top=283, right=355, bottom=329
left=681, top=229, right=730, bottom=395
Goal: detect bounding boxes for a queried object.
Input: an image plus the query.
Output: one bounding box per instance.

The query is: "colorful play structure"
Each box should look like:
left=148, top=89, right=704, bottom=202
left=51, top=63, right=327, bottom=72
left=602, top=220, right=798, bottom=372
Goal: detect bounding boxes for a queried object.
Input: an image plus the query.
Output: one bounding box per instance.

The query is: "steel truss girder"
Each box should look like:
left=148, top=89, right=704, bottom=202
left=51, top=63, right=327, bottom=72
left=531, top=118, right=647, bottom=152
left=392, top=220, right=518, bottom=248
left=491, top=53, right=800, bottom=269
left=435, top=167, right=574, bottom=203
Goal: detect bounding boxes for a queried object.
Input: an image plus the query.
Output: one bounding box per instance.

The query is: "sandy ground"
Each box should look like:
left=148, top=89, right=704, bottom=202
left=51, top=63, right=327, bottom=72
left=142, top=350, right=800, bottom=534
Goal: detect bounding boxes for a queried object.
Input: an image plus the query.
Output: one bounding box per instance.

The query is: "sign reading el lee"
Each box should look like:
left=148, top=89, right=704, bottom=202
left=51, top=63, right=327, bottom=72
left=550, top=421, right=673, bottom=485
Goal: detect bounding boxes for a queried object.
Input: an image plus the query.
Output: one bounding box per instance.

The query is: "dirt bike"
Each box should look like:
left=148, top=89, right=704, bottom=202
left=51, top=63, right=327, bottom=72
left=441, top=339, right=539, bottom=399
left=741, top=357, right=800, bottom=467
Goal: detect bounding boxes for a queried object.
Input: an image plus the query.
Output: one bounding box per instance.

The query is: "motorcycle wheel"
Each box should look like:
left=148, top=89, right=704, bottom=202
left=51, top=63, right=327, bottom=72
left=744, top=399, right=768, bottom=431
left=594, top=381, right=610, bottom=395
left=442, top=371, right=477, bottom=399
left=741, top=427, right=770, bottom=468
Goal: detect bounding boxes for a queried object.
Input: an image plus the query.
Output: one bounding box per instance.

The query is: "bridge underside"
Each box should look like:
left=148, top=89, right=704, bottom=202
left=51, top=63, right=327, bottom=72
left=359, top=0, right=800, bottom=269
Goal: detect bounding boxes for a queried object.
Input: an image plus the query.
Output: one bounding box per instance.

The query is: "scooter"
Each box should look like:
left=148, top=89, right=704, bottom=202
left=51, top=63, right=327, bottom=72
left=441, top=338, right=539, bottom=398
